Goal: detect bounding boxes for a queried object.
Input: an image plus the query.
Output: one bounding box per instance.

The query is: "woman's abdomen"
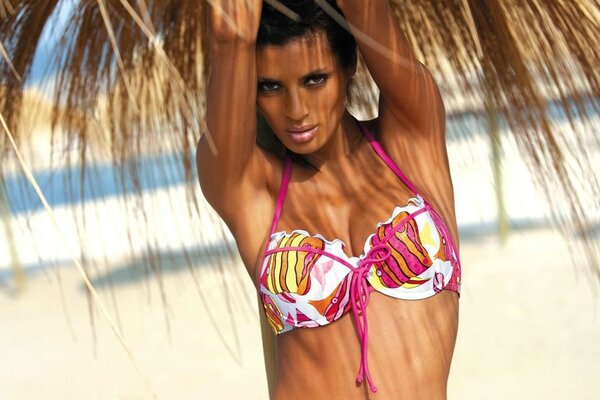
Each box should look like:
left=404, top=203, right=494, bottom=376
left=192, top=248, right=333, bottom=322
left=273, top=290, right=459, bottom=399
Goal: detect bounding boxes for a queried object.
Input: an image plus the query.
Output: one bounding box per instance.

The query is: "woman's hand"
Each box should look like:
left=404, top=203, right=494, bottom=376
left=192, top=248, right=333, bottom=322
left=208, top=0, right=263, bottom=43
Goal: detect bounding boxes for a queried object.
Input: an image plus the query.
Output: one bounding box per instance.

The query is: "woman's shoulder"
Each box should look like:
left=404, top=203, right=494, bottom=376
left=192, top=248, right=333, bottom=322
left=368, top=106, right=447, bottom=162
left=202, top=147, right=286, bottom=273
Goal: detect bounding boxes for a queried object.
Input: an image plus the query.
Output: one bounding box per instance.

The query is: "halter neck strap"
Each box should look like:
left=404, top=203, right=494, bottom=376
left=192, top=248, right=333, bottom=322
left=268, top=154, right=293, bottom=237
left=356, top=120, right=421, bottom=196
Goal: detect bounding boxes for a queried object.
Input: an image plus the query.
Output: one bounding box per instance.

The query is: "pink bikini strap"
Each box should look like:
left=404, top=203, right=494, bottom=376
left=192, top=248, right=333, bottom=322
left=268, top=154, right=293, bottom=237
left=357, top=120, right=421, bottom=196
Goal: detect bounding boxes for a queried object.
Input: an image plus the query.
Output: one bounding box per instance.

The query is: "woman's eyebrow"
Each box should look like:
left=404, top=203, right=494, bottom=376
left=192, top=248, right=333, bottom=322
left=302, top=69, right=330, bottom=77
left=258, top=68, right=331, bottom=81
left=257, top=77, right=280, bottom=82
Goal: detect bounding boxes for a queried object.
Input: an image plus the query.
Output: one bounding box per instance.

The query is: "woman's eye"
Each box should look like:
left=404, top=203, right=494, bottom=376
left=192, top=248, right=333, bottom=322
left=258, top=81, right=281, bottom=93
left=305, top=75, right=328, bottom=87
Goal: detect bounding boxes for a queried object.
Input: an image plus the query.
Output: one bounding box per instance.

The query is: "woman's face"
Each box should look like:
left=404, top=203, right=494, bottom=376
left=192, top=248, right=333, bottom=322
left=256, top=30, right=354, bottom=156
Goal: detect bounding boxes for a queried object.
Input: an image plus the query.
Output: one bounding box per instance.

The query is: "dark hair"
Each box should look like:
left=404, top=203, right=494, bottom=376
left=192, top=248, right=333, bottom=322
left=257, top=0, right=357, bottom=71
left=256, top=1, right=358, bottom=159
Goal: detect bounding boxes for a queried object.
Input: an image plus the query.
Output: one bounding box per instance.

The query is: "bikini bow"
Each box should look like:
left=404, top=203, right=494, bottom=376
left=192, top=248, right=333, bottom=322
left=350, top=242, right=392, bottom=393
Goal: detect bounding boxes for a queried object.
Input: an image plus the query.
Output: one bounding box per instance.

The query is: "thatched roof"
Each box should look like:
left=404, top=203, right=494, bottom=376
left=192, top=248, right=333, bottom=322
left=1, top=0, right=599, bottom=276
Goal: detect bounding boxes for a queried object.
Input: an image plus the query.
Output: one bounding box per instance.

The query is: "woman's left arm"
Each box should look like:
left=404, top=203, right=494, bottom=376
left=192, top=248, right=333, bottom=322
left=335, top=0, right=444, bottom=135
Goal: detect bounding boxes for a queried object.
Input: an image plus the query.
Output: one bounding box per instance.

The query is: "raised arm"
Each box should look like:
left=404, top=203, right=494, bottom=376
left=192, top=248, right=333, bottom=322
left=335, top=0, right=444, bottom=135
left=197, top=1, right=266, bottom=216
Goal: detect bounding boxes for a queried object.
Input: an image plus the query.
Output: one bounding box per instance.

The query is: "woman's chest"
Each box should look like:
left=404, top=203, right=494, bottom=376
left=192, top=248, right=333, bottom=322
left=275, top=166, right=416, bottom=257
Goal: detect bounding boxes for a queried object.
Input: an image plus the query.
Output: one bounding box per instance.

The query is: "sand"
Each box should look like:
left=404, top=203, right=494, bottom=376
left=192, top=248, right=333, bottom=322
left=1, top=226, right=599, bottom=400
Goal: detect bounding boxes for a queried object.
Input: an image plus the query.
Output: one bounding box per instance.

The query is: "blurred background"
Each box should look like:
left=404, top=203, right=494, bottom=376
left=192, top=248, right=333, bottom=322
left=1, top=1, right=600, bottom=399
left=2, top=85, right=598, bottom=400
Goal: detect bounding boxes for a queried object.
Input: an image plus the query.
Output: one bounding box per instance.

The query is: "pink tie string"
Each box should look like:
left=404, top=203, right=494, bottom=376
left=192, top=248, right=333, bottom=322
left=350, top=243, right=392, bottom=393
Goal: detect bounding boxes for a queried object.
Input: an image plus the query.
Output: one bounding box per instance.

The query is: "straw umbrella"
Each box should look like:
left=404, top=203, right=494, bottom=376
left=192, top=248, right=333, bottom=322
left=1, top=0, right=599, bottom=332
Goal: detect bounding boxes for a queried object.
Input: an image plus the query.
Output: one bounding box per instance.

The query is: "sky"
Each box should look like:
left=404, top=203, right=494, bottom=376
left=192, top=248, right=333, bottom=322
left=27, top=0, right=76, bottom=86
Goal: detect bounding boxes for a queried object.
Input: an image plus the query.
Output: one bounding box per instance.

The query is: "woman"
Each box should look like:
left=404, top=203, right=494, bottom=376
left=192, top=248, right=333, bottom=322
left=197, top=0, right=461, bottom=398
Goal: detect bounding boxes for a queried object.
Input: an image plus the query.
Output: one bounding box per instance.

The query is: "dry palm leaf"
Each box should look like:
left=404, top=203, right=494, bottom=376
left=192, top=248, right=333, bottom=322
left=1, top=0, right=599, bottom=329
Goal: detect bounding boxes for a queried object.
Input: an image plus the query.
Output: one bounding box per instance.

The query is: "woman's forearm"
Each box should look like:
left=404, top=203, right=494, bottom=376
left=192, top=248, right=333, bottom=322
left=198, top=0, right=265, bottom=204
left=335, top=0, right=443, bottom=134
left=334, top=0, right=418, bottom=81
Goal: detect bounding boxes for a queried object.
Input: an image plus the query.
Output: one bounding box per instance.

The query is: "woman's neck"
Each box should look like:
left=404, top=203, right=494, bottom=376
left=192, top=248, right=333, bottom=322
left=302, top=111, right=363, bottom=171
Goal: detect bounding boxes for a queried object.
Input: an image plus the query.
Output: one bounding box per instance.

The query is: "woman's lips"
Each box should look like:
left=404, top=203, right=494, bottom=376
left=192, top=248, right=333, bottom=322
left=287, top=125, right=318, bottom=144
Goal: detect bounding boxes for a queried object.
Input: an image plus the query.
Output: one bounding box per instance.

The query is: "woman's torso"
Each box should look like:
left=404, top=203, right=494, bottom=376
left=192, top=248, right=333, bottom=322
left=220, top=116, right=460, bottom=399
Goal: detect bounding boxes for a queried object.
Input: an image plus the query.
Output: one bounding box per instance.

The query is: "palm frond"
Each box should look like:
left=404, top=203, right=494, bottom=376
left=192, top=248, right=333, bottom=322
left=1, top=0, right=599, bottom=289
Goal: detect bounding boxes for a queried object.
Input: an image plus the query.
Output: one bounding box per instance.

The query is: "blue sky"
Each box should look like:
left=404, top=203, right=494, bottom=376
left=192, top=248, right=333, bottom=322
left=27, top=0, right=76, bottom=86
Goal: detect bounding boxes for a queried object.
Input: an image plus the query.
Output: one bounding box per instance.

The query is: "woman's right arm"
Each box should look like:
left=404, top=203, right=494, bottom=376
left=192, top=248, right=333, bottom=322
left=197, top=1, right=266, bottom=218
left=200, top=4, right=278, bottom=396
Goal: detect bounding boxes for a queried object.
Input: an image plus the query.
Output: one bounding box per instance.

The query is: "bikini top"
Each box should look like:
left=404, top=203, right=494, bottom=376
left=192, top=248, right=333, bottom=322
left=257, top=121, right=461, bottom=392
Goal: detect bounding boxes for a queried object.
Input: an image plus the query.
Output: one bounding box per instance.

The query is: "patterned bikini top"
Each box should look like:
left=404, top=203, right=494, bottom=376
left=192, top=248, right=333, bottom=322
left=257, top=121, right=461, bottom=392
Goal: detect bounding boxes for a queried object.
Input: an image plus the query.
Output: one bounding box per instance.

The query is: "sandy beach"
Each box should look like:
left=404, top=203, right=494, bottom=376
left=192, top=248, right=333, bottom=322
left=2, top=88, right=599, bottom=399
left=2, top=225, right=599, bottom=400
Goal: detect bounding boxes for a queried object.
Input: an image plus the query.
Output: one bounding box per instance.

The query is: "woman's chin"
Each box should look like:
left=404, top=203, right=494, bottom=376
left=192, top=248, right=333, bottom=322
left=282, top=136, right=321, bottom=155
left=285, top=141, right=321, bottom=156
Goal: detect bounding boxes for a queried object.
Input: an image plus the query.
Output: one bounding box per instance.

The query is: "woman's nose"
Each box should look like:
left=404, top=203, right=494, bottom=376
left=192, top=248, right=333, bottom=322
left=285, top=88, right=308, bottom=121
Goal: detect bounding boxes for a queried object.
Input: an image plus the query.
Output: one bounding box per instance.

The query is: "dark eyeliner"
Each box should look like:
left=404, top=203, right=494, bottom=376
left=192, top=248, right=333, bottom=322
left=257, top=79, right=281, bottom=93
left=305, top=73, right=330, bottom=87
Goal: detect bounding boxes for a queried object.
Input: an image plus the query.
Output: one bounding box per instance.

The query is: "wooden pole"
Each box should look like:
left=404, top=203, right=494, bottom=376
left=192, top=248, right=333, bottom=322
left=486, top=104, right=509, bottom=242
